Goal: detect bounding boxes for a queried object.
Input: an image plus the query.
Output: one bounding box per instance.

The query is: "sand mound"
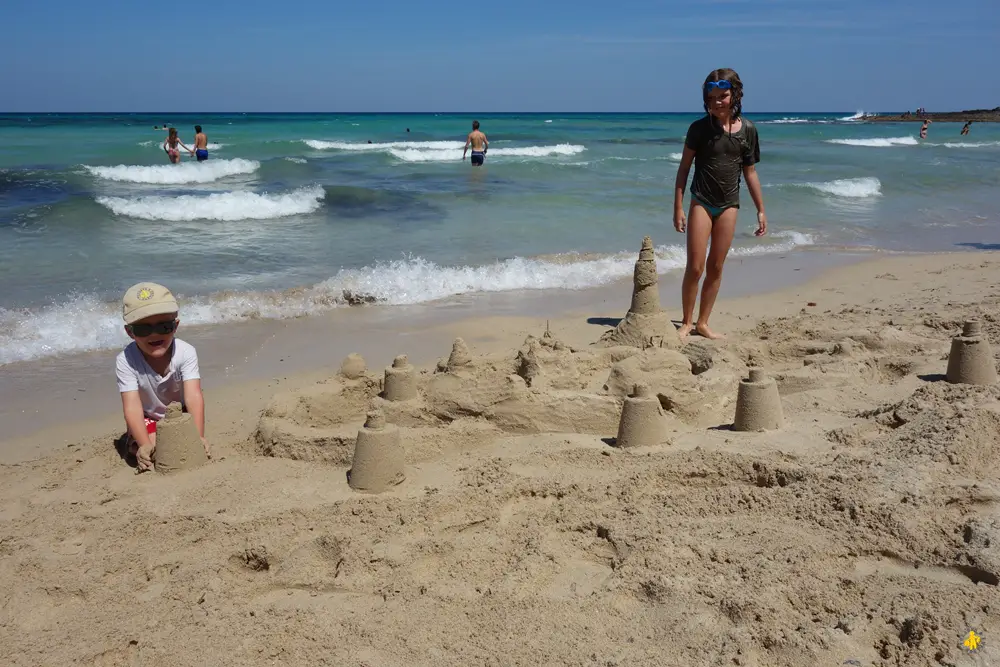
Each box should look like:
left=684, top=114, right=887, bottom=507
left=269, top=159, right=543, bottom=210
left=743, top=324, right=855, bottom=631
left=5, top=254, right=1000, bottom=667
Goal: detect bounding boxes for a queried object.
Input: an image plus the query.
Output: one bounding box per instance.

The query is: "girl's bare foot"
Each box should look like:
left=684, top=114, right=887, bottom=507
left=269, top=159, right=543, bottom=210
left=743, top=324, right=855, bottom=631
left=695, top=322, right=725, bottom=340
left=677, top=322, right=695, bottom=339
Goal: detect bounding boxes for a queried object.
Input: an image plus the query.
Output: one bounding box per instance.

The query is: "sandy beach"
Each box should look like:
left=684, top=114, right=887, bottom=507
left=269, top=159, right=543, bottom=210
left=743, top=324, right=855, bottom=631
left=2, top=247, right=999, bottom=667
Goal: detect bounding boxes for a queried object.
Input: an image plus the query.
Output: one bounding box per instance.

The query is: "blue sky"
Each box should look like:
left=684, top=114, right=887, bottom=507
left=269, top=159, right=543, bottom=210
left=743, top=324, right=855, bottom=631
left=2, top=0, right=996, bottom=112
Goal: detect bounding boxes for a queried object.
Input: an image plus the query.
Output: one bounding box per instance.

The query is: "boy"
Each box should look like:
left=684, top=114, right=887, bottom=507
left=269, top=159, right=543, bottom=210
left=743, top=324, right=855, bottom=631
left=193, top=125, right=209, bottom=161
left=115, top=282, right=208, bottom=472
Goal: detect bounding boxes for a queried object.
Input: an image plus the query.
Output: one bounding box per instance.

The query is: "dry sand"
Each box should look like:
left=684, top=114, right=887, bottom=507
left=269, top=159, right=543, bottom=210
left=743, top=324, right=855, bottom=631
left=1, top=250, right=999, bottom=667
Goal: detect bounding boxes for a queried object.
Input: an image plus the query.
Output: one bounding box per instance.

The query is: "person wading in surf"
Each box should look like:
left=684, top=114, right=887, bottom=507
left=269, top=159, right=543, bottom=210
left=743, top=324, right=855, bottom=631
left=462, top=120, right=489, bottom=166
left=163, top=127, right=193, bottom=164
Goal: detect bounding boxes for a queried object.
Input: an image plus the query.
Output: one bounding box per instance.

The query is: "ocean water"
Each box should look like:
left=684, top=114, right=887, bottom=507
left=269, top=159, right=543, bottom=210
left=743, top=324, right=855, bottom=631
left=2, top=111, right=999, bottom=365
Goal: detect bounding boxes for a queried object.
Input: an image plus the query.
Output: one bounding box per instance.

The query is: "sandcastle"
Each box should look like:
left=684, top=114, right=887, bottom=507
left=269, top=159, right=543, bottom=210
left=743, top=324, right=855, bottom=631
left=946, top=320, right=997, bottom=385
left=347, top=409, right=405, bottom=493
left=732, top=369, right=784, bottom=432
left=339, top=353, right=367, bottom=380
left=384, top=354, right=418, bottom=401
left=153, top=402, right=208, bottom=474
left=615, top=383, right=668, bottom=448
left=446, top=338, right=472, bottom=370
left=598, top=236, right=681, bottom=350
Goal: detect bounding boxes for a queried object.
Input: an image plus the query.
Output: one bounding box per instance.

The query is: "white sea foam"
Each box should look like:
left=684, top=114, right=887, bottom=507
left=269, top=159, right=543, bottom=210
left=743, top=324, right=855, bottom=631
left=0, top=234, right=814, bottom=365
left=304, top=140, right=463, bottom=151
left=84, top=158, right=260, bottom=184
left=801, top=177, right=882, bottom=198
left=303, top=139, right=586, bottom=162
left=839, top=111, right=871, bottom=121
left=95, top=186, right=325, bottom=221
left=825, top=137, right=918, bottom=147
left=139, top=141, right=224, bottom=150
left=939, top=141, right=1000, bottom=148
left=388, top=144, right=586, bottom=162
left=667, top=152, right=684, bottom=161
left=285, top=157, right=308, bottom=163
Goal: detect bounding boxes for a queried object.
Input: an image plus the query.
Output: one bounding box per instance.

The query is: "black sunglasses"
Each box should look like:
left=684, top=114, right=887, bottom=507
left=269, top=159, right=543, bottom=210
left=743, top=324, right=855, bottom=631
left=128, top=320, right=177, bottom=337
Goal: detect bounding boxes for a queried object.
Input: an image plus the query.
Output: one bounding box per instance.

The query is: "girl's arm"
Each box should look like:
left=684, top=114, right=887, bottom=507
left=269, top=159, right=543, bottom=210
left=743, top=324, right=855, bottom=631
left=673, top=146, right=696, bottom=231
left=743, top=164, right=767, bottom=236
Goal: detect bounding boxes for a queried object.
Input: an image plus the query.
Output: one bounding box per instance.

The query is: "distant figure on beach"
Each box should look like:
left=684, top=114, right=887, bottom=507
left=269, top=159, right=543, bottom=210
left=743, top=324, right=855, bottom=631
left=673, top=68, right=767, bottom=340
left=961, top=121, right=972, bottom=136
left=162, top=127, right=193, bottom=164
left=920, top=120, right=931, bottom=140
left=463, top=120, right=489, bottom=166
left=193, top=125, right=209, bottom=161
left=116, top=282, right=208, bottom=472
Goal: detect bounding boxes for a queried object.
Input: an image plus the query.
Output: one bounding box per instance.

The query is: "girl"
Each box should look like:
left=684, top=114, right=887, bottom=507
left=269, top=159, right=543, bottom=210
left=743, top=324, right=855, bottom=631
left=673, top=68, right=767, bottom=340
left=162, top=127, right=193, bottom=164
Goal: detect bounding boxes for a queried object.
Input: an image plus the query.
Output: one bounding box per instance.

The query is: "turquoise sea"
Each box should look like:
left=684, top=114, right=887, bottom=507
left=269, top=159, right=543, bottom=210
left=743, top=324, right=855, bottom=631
left=2, top=111, right=999, bottom=365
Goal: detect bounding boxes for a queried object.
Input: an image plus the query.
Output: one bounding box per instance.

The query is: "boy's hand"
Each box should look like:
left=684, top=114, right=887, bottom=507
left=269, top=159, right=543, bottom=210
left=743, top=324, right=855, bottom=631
left=136, top=444, right=154, bottom=472
left=201, top=436, right=211, bottom=459
left=754, top=211, right=768, bottom=237
left=673, top=209, right=687, bottom=233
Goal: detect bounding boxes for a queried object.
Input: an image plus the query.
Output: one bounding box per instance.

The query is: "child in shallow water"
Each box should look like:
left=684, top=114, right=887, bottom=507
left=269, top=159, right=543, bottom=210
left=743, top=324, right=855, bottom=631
left=162, top=127, right=193, bottom=164
left=673, top=68, right=768, bottom=340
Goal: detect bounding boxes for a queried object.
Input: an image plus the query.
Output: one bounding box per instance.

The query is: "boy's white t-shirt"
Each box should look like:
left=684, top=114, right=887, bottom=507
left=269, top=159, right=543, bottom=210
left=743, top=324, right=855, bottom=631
left=115, top=338, right=200, bottom=421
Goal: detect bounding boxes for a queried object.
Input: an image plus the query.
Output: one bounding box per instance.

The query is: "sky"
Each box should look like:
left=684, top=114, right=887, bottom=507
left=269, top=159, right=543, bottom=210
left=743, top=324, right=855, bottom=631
left=2, top=0, right=997, bottom=112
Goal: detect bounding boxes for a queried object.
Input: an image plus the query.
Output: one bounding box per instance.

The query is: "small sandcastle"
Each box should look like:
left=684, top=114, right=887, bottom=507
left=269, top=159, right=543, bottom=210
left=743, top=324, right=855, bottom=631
left=153, top=402, right=208, bottom=474
left=384, top=354, right=418, bottom=401
left=732, top=369, right=784, bottom=432
left=598, top=236, right=681, bottom=350
left=347, top=409, right=405, bottom=493
left=946, top=320, right=997, bottom=385
left=615, top=383, right=668, bottom=448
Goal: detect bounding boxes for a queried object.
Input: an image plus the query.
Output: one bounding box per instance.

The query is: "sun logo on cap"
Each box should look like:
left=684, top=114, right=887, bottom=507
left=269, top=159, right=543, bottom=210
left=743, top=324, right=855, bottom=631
left=137, top=287, right=154, bottom=301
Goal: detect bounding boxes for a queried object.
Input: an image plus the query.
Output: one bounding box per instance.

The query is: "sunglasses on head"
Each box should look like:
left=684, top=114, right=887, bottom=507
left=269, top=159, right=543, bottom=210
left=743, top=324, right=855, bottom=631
left=704, top=80, right=733, bottom=92
left=128, top=320, right=177, bottom=337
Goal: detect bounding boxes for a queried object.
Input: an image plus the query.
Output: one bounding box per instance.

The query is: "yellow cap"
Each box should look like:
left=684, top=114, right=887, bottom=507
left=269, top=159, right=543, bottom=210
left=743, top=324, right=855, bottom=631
left=122, top=282, right=179, bottom=324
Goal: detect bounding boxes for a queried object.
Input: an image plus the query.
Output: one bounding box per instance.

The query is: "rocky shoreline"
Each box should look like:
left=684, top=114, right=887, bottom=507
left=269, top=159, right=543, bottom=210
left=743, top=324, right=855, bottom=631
left=865, top=107, right=1000, bottom=123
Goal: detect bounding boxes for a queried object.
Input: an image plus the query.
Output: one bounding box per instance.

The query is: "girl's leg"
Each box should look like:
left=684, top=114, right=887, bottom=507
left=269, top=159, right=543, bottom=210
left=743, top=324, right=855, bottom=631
left=678, top=202, right=713, bottom=339
left=695, top=206, right=739, bottom=339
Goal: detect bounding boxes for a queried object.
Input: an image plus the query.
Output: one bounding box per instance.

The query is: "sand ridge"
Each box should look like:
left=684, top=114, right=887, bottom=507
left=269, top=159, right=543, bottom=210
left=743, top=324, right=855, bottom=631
left=1, top=250, right=999, bottom=666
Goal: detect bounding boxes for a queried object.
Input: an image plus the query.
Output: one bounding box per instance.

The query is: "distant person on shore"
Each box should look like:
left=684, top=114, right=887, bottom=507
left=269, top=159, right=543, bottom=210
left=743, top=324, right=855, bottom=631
left=673, top=68, right=767, bottom=340
left=116, top=282, right=208, bottom=472
left=162, top=127, right=193, bottom=164
left=920, top=120, right=931, bottom=140
left=463, top=120, right=489, bottom=166
left=193, top=125, right=209, bottom=161
left=961, top=121, right=972, bottom=136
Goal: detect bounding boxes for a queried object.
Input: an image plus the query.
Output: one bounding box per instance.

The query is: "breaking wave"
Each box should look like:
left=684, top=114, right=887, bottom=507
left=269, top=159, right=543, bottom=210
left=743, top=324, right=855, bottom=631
left=0, top=232, right=813, bottom=365
left=95, top=186, right=325, bottom=221
left=83, top=158, right=260, bottom=184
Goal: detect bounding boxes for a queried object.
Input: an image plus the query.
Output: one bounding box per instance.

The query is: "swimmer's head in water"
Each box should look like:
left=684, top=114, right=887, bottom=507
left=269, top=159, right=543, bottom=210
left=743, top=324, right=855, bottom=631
left=702, top=68, right=743, bottom=120
left=472, top=120, right=480, bottom=130
left=195, top=125, right=202, bottom=133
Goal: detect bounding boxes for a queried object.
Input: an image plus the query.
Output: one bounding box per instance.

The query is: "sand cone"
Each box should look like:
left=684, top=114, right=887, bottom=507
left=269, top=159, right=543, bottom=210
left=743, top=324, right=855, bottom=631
left=383, top=354, right=418, bottom=401
left=348, top=410, right=405, bottom=493
left=946, top=320, right=997, bottom=385
left=339, top=353, right=367, bottom=380
left=733, top=369, right=783, bottom=431
left=615, top=383, right=668, bottom=448
left=447, top=338, right=472, bottom=370
left=598, top=236, right=680, bottom=349
left=154, top=402, right=208, bottom=474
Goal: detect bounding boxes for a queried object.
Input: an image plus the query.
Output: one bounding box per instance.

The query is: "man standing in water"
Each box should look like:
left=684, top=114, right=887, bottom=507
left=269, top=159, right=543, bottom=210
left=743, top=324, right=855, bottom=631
left=193, top=125, right=209, bottom=161
left=462, top=120, right=489, bottom=166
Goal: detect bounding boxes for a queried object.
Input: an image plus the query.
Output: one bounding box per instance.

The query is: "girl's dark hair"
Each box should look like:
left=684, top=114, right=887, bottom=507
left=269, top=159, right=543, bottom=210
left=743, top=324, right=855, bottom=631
left=702, top=68, right=744, bottom=119
left=168, top=127, right=177, bottom=137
